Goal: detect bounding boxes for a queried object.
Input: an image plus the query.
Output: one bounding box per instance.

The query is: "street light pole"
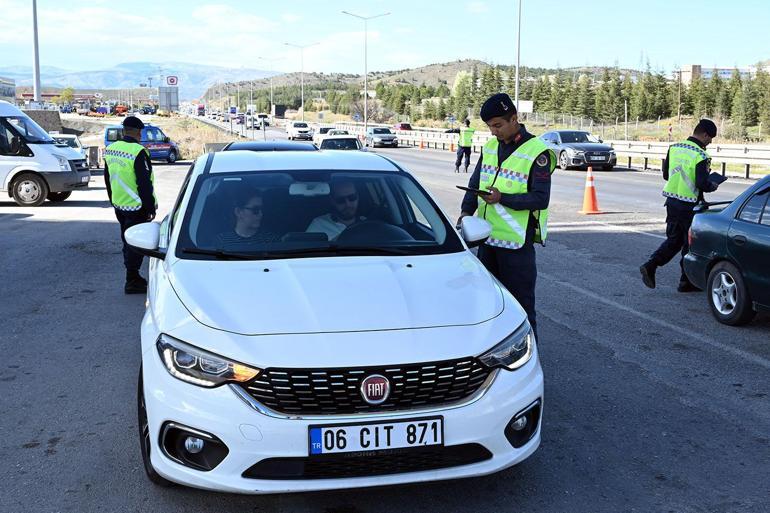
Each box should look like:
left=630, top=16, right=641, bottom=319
left=32, top=0, right=42, bottom=104
left=514, top=0, right=522, bottom=110
left=285, top=43, right=318, bottom=122
left=259, top=57, right=280, bottom=118
left=342, top=11, right=390, bottom=134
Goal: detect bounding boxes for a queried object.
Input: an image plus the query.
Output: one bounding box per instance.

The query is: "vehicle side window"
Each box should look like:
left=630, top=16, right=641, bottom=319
left=106, top=128, right=120, bottom=142
left=156, top=130, right=166, bottom=141
left=0, top=120, right=31, bottom=157
left=759, top=191, right=770, bottom=226
left=738, top=191, right=769, bottom=224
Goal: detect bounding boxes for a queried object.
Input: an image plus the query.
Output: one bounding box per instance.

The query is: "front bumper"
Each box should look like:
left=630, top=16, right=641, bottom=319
left=373, top=139, right=398, bottom=147
left=293, top=133, right=313, bottom=140
left=683, top=251, right=709, bottom=290
left=40, top=169, right=90, bottom=192
left=570, top=153, right=617, bottom=167
left=141, top=334, right=544, bottom=494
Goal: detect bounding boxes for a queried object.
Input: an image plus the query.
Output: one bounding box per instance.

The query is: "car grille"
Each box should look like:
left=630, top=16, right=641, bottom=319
left=240, top=358, right=493, bottom=415
left=69, top=159, right=88, bottom=172
left=242, top=443, right=493, bottom=480
left=584, top=151, right=609, bottom=162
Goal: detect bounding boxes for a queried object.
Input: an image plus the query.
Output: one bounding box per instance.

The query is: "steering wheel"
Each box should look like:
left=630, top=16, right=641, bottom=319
left=336, top=220, right=415, bottom=244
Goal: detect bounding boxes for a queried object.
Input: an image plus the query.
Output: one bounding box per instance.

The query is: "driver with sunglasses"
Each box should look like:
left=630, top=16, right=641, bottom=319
left=214, top=188, right=277, bottom=247
left=306, top=180, right=366, bottom=241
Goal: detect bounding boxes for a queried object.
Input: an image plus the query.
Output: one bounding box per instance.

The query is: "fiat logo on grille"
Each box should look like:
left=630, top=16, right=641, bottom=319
left=360, top=375, right=390, bottom=405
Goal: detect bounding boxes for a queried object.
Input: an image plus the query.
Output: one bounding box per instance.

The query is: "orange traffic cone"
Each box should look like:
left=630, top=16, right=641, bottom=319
left=579, top=166, right=602, bottom=214
left=419, top=139, right=425, bottom=150
left=450, top=142, right=455, bottom=152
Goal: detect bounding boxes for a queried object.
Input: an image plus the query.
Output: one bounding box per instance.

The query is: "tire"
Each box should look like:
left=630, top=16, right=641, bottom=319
left=166, top=151, right=177, bottom=164
left=11, top=173, right=48, bottom=207
left=602, top=165, right=614, bottom=171
left=558, top=151, right=570, bottom=170
left=138, top=368, right=175, bottom=487
left=47, top=191, right=72, bottom=202
left=706, top=261, right=756, bottom=326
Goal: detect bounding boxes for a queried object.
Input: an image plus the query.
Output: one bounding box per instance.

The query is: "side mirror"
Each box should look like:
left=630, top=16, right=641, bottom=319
left=460, top=216, right=491, bottom=247
left=164, top=136, right=170, bottom=143
left=125, top=222, right=166, bottom=259
left=598, top=138, right=603, bottom=143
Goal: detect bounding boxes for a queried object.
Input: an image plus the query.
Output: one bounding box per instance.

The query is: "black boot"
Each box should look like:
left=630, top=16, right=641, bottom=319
left=125, top=270, right=148, bottom=294
left=454, top=166, right=459, bottom=173
left=464, top=165, right=469, bottom=173
left=639, top=262, right=657, bottom=289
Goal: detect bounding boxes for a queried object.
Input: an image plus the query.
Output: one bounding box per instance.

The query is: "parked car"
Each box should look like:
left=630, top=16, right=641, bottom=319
left=540, top=130, right=616, bottom=171
left=392, top=122, right=413, bottom=131
left=104, top=123, right=180, bottom=163
left=256, top=113, right=270, bottom=127
left=222, top=140, right=317, bottom=152
left=51, top=133, right=87, bottom=160
left=327, top=129, right=349, bottom=136
left=366, top=127, right=398, bottom=148
left=126, top=149, right=543, bottom=493
left=319, top=135, right=364, bottom=151
left=286, top=121, right=313, bottom=141
left=0, top=100, right=89, bottom=206
left=684, top=175, right=770, bottom=325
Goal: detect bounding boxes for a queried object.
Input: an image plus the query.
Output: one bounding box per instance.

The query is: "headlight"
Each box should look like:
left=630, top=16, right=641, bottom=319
left=478, top=321, right=534, bottom=371
left=156, top=334, right=261, bottom=387
left=55, top=155, right=69, bottom=171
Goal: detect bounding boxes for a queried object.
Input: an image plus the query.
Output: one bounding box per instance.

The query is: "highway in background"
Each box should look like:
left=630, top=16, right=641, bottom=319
left=1, top=124, right=768, bottom=513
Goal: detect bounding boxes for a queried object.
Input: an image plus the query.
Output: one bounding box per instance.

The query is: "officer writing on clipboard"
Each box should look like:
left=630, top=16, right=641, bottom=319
left=457, top=93, right=555, bottom=339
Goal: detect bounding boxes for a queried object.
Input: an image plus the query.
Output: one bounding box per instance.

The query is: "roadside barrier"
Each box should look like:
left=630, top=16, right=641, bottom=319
left=579, top=166, right=602, bottom=214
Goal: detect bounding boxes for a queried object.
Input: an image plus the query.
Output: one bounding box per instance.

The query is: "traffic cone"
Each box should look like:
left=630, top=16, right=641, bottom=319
left=419, top=139, right=425, bottom=150
left=579, top=166, right=602, bottom=214
left=450, top=142, right=455, bottom=152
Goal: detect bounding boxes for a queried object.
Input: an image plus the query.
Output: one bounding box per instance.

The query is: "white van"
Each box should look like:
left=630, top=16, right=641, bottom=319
left=0, top=100, right=90, bottom=206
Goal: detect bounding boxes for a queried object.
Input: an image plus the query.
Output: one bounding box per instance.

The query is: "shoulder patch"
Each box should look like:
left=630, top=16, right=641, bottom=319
left=536, top=154, right=549, bottom=167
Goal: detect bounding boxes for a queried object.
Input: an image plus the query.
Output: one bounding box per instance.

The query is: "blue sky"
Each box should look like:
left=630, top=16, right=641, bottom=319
left=1, top=0, right=768, bottom=74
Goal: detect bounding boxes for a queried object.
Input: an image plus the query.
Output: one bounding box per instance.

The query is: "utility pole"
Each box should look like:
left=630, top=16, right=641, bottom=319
left=285, top=42, right=318, bottom=122
left=677, top=68, right=682, bottom=123
left=514, top=0, right=522, bottom=110
left=259, top=57, right=280, bottom=118
left=32, top=0, right=42, bottom=104
left=342, top=10, right=391, bottom=133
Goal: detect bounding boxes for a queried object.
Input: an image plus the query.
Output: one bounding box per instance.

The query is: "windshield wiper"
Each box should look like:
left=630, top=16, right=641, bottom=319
left=180, top=247, right=261, bottom=260
left=258, top=245, right=416, bottom=258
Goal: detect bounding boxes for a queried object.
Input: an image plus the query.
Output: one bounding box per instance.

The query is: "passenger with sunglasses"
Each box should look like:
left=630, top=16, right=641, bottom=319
left=215, top=189, right=277, bottom=247
left=306, top=180, right=366, bottom=241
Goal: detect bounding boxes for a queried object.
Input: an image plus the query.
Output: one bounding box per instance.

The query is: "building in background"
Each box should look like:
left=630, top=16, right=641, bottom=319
left=0, top=77, right=16, bottom=104
left=676, top=65, right=755, bottom=85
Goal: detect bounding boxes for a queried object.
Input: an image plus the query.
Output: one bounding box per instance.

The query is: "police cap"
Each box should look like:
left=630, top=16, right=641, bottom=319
left=694, top=118, right=717, bottom=138
left=480, top=93, right=516, bottom=122
left=123, top=116, right=145, bottom=130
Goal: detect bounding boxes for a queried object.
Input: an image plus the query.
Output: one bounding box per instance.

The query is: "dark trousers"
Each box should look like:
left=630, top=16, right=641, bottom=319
left=478, top=243, right=538, bottom=339
left=115, top=209, right=146, bottom=273
left=455, top=146, right=471, bottom=168
left=648, top=205, right=695, bottom=283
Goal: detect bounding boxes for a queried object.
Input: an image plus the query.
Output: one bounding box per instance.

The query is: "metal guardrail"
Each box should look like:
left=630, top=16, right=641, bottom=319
left=334, top=122, right=770, bottom=178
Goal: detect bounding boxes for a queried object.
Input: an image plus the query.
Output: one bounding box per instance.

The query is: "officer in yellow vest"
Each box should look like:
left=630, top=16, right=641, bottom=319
left=445, top=119, right=476, bottom=173
left=640, top=119, right=724, bottom=292
left=458, top=93, right=555, bottom=338
left=103, top=116, right=157, bottom=294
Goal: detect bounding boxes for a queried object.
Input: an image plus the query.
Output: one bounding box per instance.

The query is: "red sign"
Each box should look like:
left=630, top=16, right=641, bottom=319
left=166, top=76, right=178, bottom=86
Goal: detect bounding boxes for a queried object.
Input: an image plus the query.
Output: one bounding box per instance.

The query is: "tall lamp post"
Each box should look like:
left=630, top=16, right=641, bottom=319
left=31, top=0, right=42, bottom=104
left=514, top=0, right=522, bottom=110
left=284, top=42, right=318, bottom=121
left=258, top=56, right=280, bottom=118
left=341, top=10, right=390, bottom=134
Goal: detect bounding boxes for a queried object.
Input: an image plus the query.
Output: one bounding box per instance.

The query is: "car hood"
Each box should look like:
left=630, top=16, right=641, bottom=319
left=563, top=142, right=613, bottom=152
left=167, top=252, right=504, bottom=336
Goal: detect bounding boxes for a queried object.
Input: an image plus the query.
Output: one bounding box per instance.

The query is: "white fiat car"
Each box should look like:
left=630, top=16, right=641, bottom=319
left=127, top=150, right=543, bottom=494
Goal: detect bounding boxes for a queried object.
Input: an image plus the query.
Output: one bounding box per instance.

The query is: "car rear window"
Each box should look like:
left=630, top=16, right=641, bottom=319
left=738, top=191, right=769, bottom=224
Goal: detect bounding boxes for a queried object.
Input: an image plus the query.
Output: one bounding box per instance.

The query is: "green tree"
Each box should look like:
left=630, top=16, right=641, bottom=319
left=754, top=65, right=770, bottom=129
left=575, top=75, right=595, bottom=118
left=594, top=68, right=612, bottom=121
left=546, top=73, right=565, bottom=112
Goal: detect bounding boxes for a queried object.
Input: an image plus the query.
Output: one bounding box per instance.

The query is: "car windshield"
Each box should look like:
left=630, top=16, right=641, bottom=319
left=294, top=123, right=308, bottom=128
left=319, top=127, right=332, bottom=134
left=373, top=128, right=392, bottom=134
left=320, top=138, right=359, bottom=150
left=6, top=116, right=54, bottom=143
left=559, top=131, right=600, bottom=143
left=54, top=137, right=79, bottom=148
left=176, top=170, right=463, bottom=260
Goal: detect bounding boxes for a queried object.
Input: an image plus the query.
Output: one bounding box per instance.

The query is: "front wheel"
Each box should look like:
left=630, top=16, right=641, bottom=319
left=47, top=191, right=72, bottom=202
left=558, top=151, right=570, bottom=170
left=707, top=261, right=756, bottom=326
left=138, top=368, right=175, bottom=487
left=166, top=151, right=177, bottom=164
left=12, top=173, right=49, bottom=207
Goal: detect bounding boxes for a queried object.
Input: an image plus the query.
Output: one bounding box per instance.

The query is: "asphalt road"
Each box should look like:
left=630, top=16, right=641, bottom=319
left=1, top=128, right=768, bottom=513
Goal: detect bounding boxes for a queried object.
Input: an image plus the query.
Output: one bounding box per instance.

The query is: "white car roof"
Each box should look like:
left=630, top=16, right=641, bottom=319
left=321, top=135, right=358, bottom=140
left=206, top=149, right=399, bottom=174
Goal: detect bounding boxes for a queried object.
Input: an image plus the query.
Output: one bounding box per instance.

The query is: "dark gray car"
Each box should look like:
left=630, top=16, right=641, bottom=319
left=540, top=130, right=616, bottom=170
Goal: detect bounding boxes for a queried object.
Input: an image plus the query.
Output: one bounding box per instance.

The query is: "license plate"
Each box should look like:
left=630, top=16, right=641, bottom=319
left=80, top=176, right=89, bottom=183
left=590, top=156, right=605, bottom=161
left=309, top=417, right=443, bottom=455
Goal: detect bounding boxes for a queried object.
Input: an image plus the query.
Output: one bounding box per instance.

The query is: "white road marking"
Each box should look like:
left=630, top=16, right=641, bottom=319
left=550, top=220, right=667, bottom=240
left=540, top=272, right=770, bottom=370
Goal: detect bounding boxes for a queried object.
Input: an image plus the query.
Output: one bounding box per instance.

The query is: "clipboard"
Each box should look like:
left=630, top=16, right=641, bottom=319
left=456, top=185, right=492, bottom=196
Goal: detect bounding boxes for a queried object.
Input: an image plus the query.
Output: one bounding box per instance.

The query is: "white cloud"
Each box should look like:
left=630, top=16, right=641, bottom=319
left=466, top=1, right=489, bottom=13
left=281, top=13, right=301, bottom=23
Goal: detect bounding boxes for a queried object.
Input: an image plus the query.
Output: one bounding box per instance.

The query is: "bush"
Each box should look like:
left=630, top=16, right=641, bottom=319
left=722, top=123, right=748, bottom=142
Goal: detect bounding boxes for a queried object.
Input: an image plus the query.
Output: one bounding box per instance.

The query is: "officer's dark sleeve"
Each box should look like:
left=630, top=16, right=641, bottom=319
left=695, top=159, right=718, bottom=192
left=498, top=151, right=551, bottom=211
left=103, top=161, right=112, bottom=200
left=134, top=152, right=156, bottom=215
left=460, top=157, right=484, bottom=215
left=662, top=151, right=669, bottom=181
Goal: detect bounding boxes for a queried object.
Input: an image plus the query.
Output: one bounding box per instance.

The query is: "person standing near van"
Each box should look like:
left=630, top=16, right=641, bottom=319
left=104, top=116, right=157, bottom=294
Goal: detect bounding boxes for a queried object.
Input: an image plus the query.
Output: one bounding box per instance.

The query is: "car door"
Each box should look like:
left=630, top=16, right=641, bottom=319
left=727, top=186, right=770, bottom=307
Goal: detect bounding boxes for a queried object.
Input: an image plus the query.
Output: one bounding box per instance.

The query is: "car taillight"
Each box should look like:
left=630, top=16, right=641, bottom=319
left=688, top=228, right=694, bottom=247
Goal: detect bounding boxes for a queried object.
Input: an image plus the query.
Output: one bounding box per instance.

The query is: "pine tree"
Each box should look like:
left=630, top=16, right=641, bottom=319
left=594, top=68, right=611, bottom=121
left=437, top=99, right=447, bottom=120
left=689, top=75, right=706, bottom=117
left=733, top=80, right=758, bottom=126
left=561, top=76, right=576, bottom=115
left=754, top=65, right=770, bottom=129
left=575, top=75, right=595, bottom=118
left=546, top=73, right=565, bottom=113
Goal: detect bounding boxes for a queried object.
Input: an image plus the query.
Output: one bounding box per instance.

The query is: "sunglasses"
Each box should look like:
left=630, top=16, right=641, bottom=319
left=239, top=205, right=262, bottom=214
left=333, top=193, right=358, bottom=205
